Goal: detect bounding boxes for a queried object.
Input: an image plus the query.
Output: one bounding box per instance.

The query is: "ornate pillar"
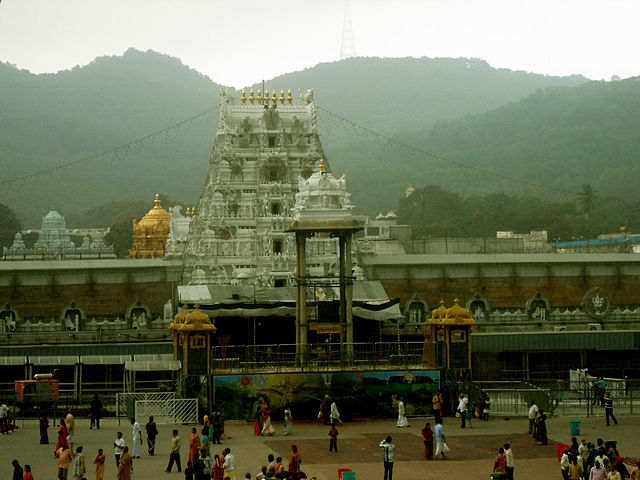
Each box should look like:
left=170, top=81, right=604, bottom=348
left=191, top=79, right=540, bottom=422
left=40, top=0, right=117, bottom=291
left=295, top=232, right=308, bottom=360
left=339, top=235, right=346, bottom=350
left=344, top=234, right=354, bottom=357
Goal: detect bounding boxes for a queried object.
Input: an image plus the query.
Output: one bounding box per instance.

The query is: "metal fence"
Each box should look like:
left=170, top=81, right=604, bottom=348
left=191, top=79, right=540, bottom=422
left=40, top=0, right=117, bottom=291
left=475, top=381, right=640, bottom=417
left=135, top=398, right=198, bottom=425
left=115, top=392, right=176, bottom=422
left=211, top=341, right=425, bottom=372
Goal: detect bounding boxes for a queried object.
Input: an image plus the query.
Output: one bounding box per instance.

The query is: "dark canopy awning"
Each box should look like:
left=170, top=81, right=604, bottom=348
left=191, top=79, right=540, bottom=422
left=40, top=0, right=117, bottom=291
left=177, top=280, right=401, bottom=321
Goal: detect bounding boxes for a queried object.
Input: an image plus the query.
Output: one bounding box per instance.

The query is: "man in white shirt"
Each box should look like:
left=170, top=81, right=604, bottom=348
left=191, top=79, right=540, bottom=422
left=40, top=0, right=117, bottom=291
left=434, top=420, right=447, bottom=460
left=330, top=400, right=342, bottom=424
left=0, top=402, right=9, bottom=434
left=528, top=400, right=539, bottom=434
left=458, top=394, right=468, bottom=428
left=223, top=447, right=235, bottom=480
left=131, top=418, right=142, bottom=458
left=504, top=443, right=514, bottom=480
left=113, top=431, right=125, bottom=467
left=560, top=449, right=570, bottom=480
left=379, top=436, right=395, bottom=480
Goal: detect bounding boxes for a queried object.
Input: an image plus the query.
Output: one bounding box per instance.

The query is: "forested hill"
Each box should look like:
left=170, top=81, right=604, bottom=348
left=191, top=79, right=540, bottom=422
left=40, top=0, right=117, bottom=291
left=387, top=77, right=640, bottom=203
left=1, top=49, right=588, bottom=227
left=0, top=48, right=221, bottom=227
left=262, top=56, right=586, bottom=133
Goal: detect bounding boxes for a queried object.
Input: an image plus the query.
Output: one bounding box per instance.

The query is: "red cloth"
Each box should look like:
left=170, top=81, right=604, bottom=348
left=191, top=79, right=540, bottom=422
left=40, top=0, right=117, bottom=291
left=55, top=426, right=69, bottom=452
left=493, top=453, right=507, bottom=472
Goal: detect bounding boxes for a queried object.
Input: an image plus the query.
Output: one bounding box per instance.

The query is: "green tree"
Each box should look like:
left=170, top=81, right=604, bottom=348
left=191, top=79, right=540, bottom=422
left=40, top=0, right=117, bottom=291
left=104, top=220, right=134, bottom=258
left=0, top=203, right=21, bottom=252
left=579, top=183, right=596, bottom=219
left=70, top=234, right=85, bottom=247
left=22, top=231, right=39, bottom=249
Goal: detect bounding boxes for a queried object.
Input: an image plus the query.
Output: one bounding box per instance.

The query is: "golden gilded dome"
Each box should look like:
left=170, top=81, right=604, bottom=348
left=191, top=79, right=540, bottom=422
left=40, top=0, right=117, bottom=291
left=128, top=194, right=171, bottom=259
left=138, top=194, right=170, bottom=228
left=442, top=298, right=477, bottom=325
left=180, top=304, right=217, bottom=332
left=427, top=299, right=447, bottom=324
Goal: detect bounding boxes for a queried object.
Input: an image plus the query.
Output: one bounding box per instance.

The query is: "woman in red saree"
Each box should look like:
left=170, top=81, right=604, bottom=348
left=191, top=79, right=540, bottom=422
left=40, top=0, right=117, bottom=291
left=421, top=422, right=434, bottom=459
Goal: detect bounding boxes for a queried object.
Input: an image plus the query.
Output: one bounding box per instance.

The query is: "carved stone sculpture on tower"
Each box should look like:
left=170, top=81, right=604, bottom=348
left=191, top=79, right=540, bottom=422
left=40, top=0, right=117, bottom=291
left=180, top=88, right=353, bottom=287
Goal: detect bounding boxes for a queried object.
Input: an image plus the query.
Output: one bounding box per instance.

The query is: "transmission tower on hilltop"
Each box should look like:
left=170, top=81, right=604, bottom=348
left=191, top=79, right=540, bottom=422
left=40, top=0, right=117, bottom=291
left=340, top=1, right=357, bottom=60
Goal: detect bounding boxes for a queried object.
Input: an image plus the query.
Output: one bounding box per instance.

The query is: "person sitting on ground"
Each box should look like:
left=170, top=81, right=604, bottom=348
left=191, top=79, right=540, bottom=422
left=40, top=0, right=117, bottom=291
left=256, top=466, right=268, bottom=480
left=274, top=457, right=284, bottom=478
left=266, top=454, right=276, bottom=472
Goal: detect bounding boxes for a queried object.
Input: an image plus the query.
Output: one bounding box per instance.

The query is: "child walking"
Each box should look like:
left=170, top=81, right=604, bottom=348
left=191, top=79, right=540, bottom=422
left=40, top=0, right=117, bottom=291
left=329, top=423, right=339, bottom=452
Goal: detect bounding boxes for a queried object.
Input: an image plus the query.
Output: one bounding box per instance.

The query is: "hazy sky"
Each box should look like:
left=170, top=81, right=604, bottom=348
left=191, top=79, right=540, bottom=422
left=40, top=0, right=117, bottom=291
left=1, top=0, right=638, bottom=87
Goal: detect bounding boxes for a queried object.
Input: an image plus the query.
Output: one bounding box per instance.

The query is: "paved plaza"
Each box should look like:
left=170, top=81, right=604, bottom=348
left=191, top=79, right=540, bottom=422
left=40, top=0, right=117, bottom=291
left=0, top=413, right=638, bottom=480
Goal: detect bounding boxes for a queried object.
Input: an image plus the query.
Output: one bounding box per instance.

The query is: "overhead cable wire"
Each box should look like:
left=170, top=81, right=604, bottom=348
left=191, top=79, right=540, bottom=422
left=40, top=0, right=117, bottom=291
left=0, top=106, right=216, bottom=188
left=317, top=106, right=585, bottom=198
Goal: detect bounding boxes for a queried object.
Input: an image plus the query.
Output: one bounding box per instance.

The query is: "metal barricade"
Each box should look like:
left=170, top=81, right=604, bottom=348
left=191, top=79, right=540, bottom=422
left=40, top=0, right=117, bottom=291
left=135, top=398, right=198, bottom=425
left=116, top=392, right=176, bottom=421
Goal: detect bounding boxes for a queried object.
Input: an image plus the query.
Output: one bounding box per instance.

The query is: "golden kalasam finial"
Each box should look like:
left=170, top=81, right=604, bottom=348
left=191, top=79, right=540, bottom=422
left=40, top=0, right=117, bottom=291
left=191, top=207, right=196, bottom=216
left=287, top=89, right=293, bottom=105
left=241, top=89, right=247, bottom=105
left=186, top=207, right=190, bottom=218
left=154, top=193, right=161, bottom=207
left=257, top=89, right=262, bottom=105
left=280, top=89, right=285, bottom=105
left=265, top=89, right=269, bottom=105
left=249, top=88, right=255, bottom=105
left=319, top=158, right=326, bottom=173
left=272, top=90, right=277, bottom=105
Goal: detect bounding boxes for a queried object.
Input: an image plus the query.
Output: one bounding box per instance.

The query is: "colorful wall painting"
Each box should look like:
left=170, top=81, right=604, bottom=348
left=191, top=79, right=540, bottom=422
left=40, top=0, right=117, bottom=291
left=212, top=370, right=440, bottom=420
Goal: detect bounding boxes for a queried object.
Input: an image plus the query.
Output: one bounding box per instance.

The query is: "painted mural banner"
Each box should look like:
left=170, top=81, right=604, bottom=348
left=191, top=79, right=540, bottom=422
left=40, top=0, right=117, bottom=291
left=213, top=370, right=440, bottom=420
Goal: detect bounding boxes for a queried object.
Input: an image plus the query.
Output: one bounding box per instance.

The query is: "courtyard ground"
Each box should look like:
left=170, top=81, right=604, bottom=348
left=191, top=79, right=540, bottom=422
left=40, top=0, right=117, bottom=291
left=0, top=413, right=637, bottom=480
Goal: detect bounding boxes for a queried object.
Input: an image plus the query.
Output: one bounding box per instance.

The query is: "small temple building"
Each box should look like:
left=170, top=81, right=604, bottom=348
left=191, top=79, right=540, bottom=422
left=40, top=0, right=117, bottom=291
left=34, top=210, right=74, bottom=249
left=3, top=210, right=114, bottom=260
left=128, top=194, right=171, bottom=259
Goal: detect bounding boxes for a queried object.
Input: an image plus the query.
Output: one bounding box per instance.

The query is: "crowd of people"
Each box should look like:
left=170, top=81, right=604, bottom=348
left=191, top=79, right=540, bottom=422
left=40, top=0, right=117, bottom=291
left=175, top=443, right=310, bottom=480
left=3, top=391, right=639, bottom=480
left=559, top=436, right=639, bottom=480
left=47, top=412, right=137, bottom=480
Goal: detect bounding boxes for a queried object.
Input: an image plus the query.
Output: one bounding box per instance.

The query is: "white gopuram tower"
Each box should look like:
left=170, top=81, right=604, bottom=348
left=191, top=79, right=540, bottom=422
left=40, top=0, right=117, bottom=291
left=181, top=87, right=345, bottom=288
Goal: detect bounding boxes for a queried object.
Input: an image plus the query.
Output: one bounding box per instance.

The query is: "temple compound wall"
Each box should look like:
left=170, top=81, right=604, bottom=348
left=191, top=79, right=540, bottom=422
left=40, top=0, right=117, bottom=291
left=366, top=253, right=640, bottom=331
left=0, top=259, right=180, bottom=337
left=0, top=253, right=639, bottom=393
